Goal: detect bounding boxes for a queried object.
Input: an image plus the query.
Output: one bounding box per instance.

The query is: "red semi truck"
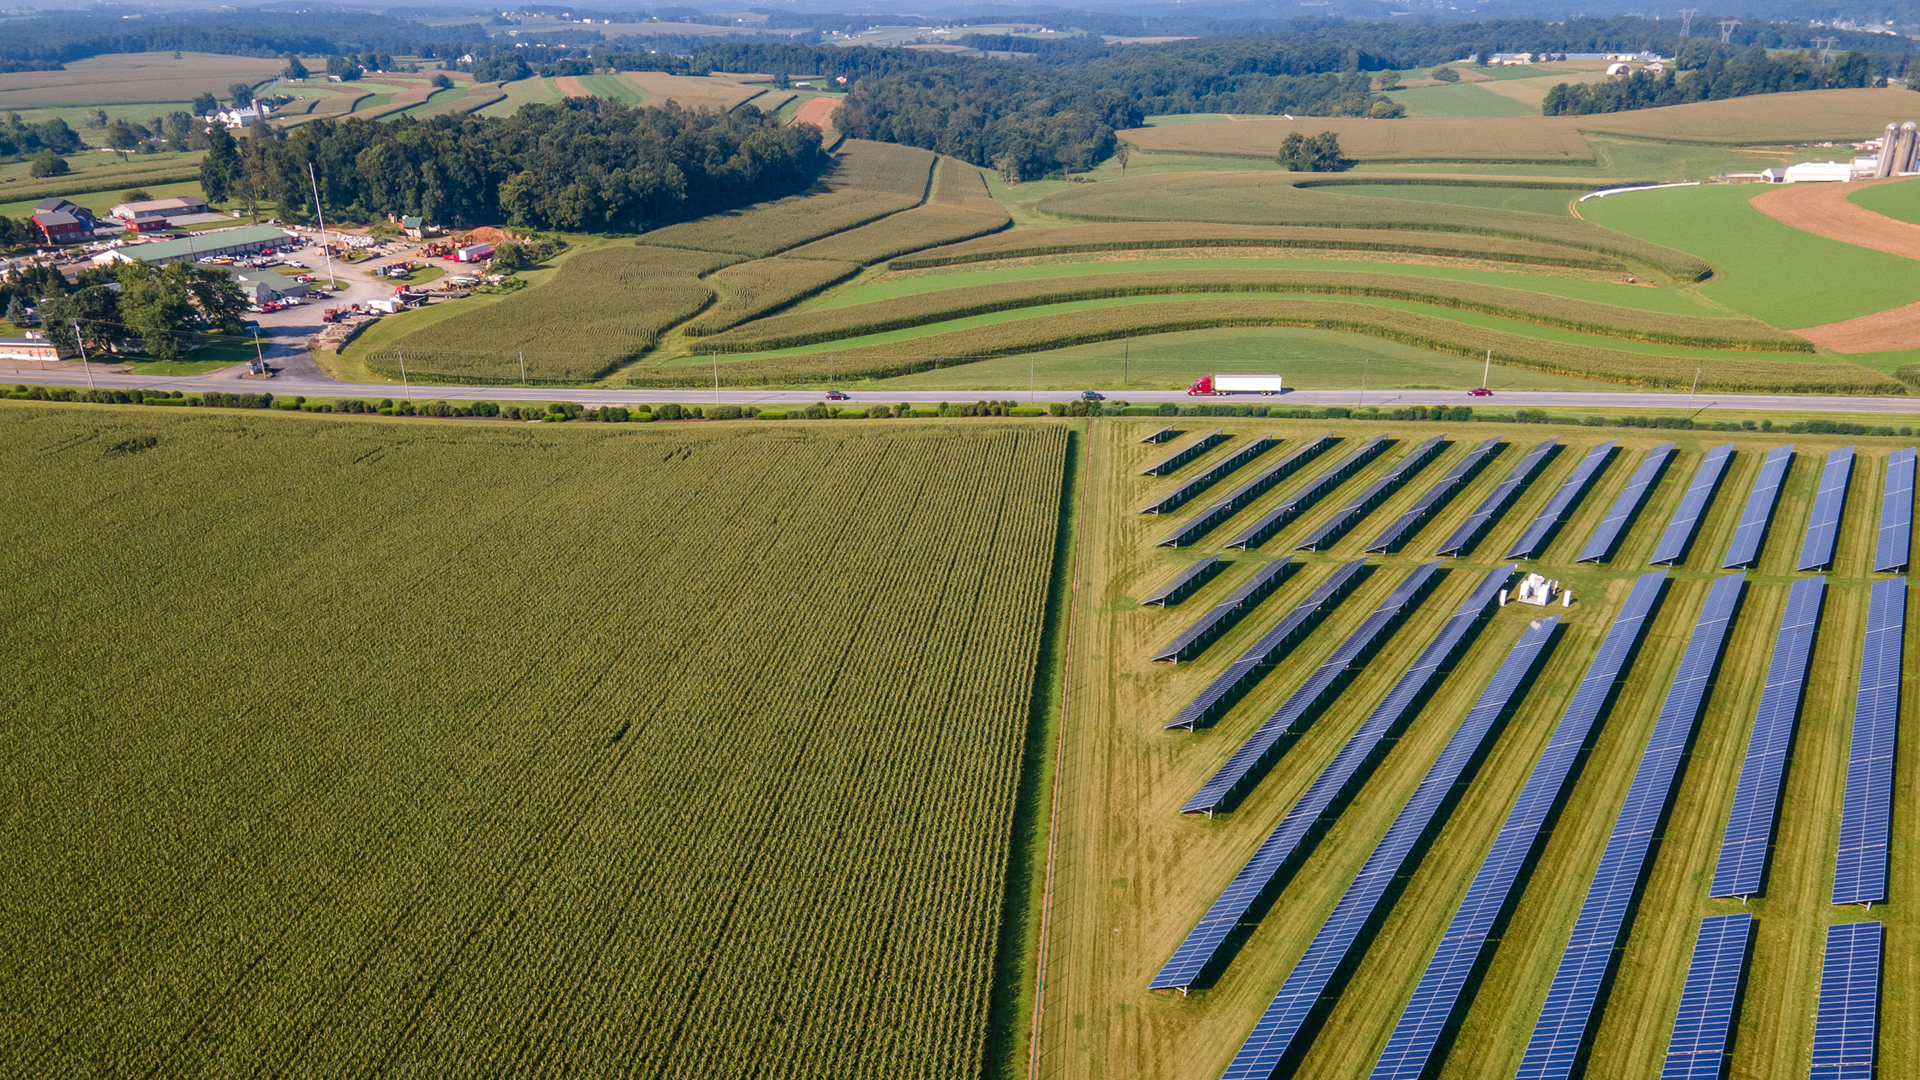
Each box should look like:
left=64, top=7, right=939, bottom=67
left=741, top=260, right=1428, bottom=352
left=1187, top=374, right=1283, bottom=396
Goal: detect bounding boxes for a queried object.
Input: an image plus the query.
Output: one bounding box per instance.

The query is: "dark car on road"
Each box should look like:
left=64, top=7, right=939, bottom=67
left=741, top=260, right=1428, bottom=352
left=825, top=390, right=851, bottom=401
left=1469, top=387, right=1494, bottom=396
left=1081, top=391, right=1104, bottom=401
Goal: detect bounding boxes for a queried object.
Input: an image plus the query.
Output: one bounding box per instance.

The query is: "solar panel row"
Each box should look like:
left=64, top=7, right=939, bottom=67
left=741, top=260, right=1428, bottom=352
left=1152, top=559, right=1300, bottom=664
left=1182, top=563, right=1444, bottom=815
left=1158, top=435, right=1338, bottom=548
left=1874, top=446, right=1914, bottom=572
left=1711, top=575, right=1827, bottom=899
left=1296, top=435, right=1450, bottom=551
left=1369, top=569, right=1667, bottom=1080
left=1141, top=426, right=1178, bottom=444
left=1659, top=913, right=1753, bottom=1080
left=1165, top=560, right=1372, bottom=731
left=1810, top=921, right=1882, bottom=1080
left=1367, top=437, right=1506, bottom=554
left=1215, top=615, right=1561, bottom=1077
left=1577, top=442, right=1674, bottom=564
left=1798, top=446, right=1856, bottom=572
left=1832, top=576, right=1904, bottom=906
left=1225, top=435, right=1394, bottom=550
left=1650, top=443, right=1735, bottom=566
left=1153, top=565, right=1512, bottom=994
left=1724, top=445, right=1794, bottom=569
left=1436, top=438, right=1561, bottom=557
left=1143, top=429, right=1230, bottom=476
left=1141, top=555, right=1225, bottom=608
left=1140, top=434, right=1283, bottom=515
left=1517, top=572, right=1745, bottom=1080
left=1508, top=440, right=1619, bottom=560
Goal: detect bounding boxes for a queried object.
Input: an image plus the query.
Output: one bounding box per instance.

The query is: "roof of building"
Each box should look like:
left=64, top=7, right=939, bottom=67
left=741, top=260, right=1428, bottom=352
left=231, top=267, right=301, bottom=292
left=117, top=225, right=292, bottom=262
left=402, top=215, right=424, bottom=228
left=35, top=197, right=78, bottom=213
left=33, top=211, right=90, bottom=228
left=112, top=196, right=211, bottom=217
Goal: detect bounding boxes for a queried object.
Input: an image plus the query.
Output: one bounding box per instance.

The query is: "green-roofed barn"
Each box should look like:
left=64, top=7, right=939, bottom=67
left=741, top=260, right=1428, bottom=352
left=90, top=226, right=294, bottom=268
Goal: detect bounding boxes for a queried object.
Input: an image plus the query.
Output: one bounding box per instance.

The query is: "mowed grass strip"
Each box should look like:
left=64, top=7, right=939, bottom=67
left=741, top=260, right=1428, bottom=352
left=684, top=257, right=862, bottom=336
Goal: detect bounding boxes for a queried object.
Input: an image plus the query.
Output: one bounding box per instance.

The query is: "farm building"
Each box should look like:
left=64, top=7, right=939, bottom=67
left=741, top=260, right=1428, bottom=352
left=110, top=196, right=213, bottom=230
left=229, top=268, right=308, bottom=302
left=31, top=198, right=97, bottom=244
left=401, top=215, right=430, bottom=238
left=0, top=330, right=60, bottom=361
left=91, top=225, right=293, bottom=267
left=1783, top=161, right=1855, bottom=183
left=206, top=103, right=271, bottom=128
left=1491, top=52, right=1534, bottom=64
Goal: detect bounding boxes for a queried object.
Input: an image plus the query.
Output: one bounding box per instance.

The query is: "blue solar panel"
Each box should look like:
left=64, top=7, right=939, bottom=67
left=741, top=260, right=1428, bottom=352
left=1142, top=426, right=1178, bottom=444
left=1724, top=445, right=1794, bottom=568
left=1368, top=570, right=1667, bottom=1080
left=1650, top=444, right=1735, bottom=566
left=1140, top=434, right=1282, bottom=515
left=1436, top=438, right=1560, bottom=557
left=1874, top=447, right=1914, bottom=572
left=1368, top=437, right=1505, bottom=554
left=1810, top=922, right=1882, bottom=1080
left=1155, top=566, right=1514, bottom=995
left=1577, top=442, right=1674, bottom=564
left=1143, top=429, right=1230, bottom=476
left=1710, top=575, right=1826, bottom=899
left=1833, top=577, right=1904, bottom=906
left=1141, top=555, right=1225, bottom=607
left=1516, top=572, right=1745, bottom=1080
left=1226, top=436, right=1392, bottom=549
left=1798, top=446, right=1856, bottom=571
left=1181, top=563, right=1444, bottom=815
left=1165, top=560, right=1371, bottom=731
left=1213, top=614, right=1559, bottom=1073
left=1659, top=913, right=1753, bottom=1080
left=1152, top=559, right=1300, bottom=664
left=1158, top=435, right=1337, bottom=548
left=1297, top=435, right=1449, bottom=551
left=1509, top=441, right=1619, bottom=560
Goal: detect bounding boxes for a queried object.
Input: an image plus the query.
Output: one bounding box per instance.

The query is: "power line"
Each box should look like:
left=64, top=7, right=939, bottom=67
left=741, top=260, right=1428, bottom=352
left=1679, top=8, right=1696, bottom=39
left=1719, top=18, right=1741, bottom=44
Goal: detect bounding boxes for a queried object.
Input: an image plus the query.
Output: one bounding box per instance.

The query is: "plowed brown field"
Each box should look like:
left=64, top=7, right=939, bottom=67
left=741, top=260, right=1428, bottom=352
left=1750, top=176, right=1920, bottom=261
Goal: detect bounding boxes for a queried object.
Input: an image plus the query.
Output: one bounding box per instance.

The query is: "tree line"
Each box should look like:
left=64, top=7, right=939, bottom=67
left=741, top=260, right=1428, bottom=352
left=1542, top=44, right=1876, bottom=116
left=0, top=11, right=484, bottom=71
left=4, top=260, right=250, bottom=362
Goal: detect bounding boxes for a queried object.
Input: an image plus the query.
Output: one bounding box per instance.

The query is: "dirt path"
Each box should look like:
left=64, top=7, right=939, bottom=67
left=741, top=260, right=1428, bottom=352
left=1750, top=177, right=1920, bottom=261
left=789, top=95, right=840, bottom=130
left=1795, top=298, right=1920, bottom=353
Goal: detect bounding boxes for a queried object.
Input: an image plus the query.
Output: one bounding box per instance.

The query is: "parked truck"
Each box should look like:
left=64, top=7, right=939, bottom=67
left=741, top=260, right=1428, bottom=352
left=1187, top=374, right=1283, bottom=396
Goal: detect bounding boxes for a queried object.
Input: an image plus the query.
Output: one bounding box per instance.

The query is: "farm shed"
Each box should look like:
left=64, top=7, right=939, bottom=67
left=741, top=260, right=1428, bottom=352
left=1784, top=161, right=1855, bottom=183
left=31, top=198, right=97, bottom=243
left=110, top=196, right=212, bottom=228
left=229, top=268, right=308, bottom=302
left=92, top=226, right=292, bottom=267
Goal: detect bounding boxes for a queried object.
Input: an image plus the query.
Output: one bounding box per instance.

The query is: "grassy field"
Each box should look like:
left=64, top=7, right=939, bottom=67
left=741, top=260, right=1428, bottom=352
left=475, top=77, right=562, bottom=118
left=1032, top=416, right=1917, bottom=1080
left=0, top=406, right=1067, bottom=1080
left=1383, top=82, right=1540, bottom=119
left=0, top=53, right=279, bottom=110
left=1849, top=175, right=1920, bottom=227
left=1314, top=182, right=1581, bottom=215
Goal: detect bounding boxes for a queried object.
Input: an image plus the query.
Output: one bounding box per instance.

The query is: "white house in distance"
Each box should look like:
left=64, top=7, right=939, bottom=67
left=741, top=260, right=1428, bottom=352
left=206, top=103, right=272, bottom=128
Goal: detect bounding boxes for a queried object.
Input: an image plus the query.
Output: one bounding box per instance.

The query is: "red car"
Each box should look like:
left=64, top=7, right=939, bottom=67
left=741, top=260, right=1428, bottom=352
left=825, top=390, right=851, bottom=401
left=1468, top=387, right=1494, bottom=396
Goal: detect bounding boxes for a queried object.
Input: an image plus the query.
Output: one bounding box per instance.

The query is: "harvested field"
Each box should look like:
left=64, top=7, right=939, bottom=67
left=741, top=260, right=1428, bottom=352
left=555, top=75, right=591, bottom=98
left=1577, top=86, right=1920, bottom=143
left=683, top=257, right=861, bottom=336
left=1750, top=176, right=1920, bottom=261
left=790, top=95, right=841, bottom=130
left=1122, top=116, right=1595, bottom=163
left=0, top=53, right=280, bottom=108
left=1794, top=299, right=1920, bottom=353
left=620, top=71, right=764, bottom=111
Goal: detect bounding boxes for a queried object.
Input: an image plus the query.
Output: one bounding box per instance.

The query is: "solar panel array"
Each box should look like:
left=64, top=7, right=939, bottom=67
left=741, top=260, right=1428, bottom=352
left=1215, top=615, right=1560, bottom=1075
left=1154, top=565, right=1511, bottom=994
left=1517, top=572, right=1744, bottom=1080
left=1508, top=440, right=1619, bottom=560
left=1368, top=437, right=1505, bottom=554
left=1874, top=446, right=1914, bottom=572
left=1650, top=443, right=1735, bottom=566
left=1710, top=575, right=1826, bottom=899
left=1140, top=434, right=1282, bottom=515
left=1181, top=563, right=1444, bottom=815
left=1296, top=435, right=1449, bottom=551
left=1141, top=426, right=1178, bottom=444
left=1659, top=913, right=1753, bottom=1080
left=1576, top=442, right=1674, bottom=563
left=1165, top=560, right=1371, bottom=731
left=1723, top=445, right=1794, bottom=569
left=1832, top=576, right=1904, bottom=906
left=1140, top=555, right=1224, bottom=608
left=1797, top=445, right=1856, bottom=571
left=1158, top=435, right=1338, bottom=548
left=1142, top=429, right=1230, bottom=476
left=1810, top=921, right=1882, bottom=1080
left=1152, top=559, right=1299, bottom=664
left=1369, top=569, right=1666, bottom=1080
left=1226, top=436, right=1392, bottom=550
left=1436, top=438, right=1560, bottom=557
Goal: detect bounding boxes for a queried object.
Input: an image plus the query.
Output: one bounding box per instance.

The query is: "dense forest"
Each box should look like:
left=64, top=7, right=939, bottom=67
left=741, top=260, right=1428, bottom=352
left=0, top=11, right=484, bottom=72
left=1542, top=44, right=1877, bottom=116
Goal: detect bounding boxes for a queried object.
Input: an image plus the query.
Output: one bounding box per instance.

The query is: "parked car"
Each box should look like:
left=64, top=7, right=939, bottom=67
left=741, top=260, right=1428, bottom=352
left=825, top=390, right=851, bottom=401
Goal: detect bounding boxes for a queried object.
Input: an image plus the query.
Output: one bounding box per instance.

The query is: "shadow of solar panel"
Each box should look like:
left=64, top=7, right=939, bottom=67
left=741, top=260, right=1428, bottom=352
left=1368, top=570, right=1667, bottom=1080
left=1509, top=441, right=1619, bottom=561
left=1711, top=575, right=1826, bottom=899
left=1833, top=577, right=1904, bottom=906
left=1810, top=922, right=1881, bottom=1080
left=1140, top=434, right=1282, bottom=515
left=1142, top=426, right=1179, bottom=444
left=1577, top=442, right=1673, bottom=564
left=1649, top=443, right=1734, bottom=566
left=1165, top=560, right=1371, bottom=730
left=1297, top=435, right=1449, bottom=551
left=1724, top=445, right=1793, bottom=569
left=1153, top=566, right=1513, bottom=995
left=1143, top=429, right=1230, bottom=476
left=1182, top=563, right=1443, bottom=816
left=1141, top=555, right=1224, bottom=607
left=1158, top=435, right=1337, bottom=548
left=1152, top=559, right=1299, bottom=664
left=1798, top=446, right=1856, bottom=572
left=1210, top=613, right=1558, bottom=1072
left=1660, top=913, right=1753, bottom=1080
left=1368, top=437, right=1505, bottom=554
left=1436, top=438, right=1560, bottom=557
left=1517, top=572, right=1744, bottom=1080
left=1226, top=435, right=1392, bottom=549
left=1874, top=447, right=1914, bottom=572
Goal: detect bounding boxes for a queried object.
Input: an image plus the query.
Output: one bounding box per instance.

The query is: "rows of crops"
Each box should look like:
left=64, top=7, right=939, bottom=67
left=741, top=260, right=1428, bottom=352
left=0, top=407, right=1069, bottom=1079
left=779, top=158, right=1012, bottom=265
left=684, top=256, right=861, bottom=336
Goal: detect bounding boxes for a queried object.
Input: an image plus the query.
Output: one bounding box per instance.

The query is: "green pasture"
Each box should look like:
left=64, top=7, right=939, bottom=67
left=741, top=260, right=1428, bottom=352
left=573, top=72, right=643, bottom=106
left=1317, top=182, right=1577, bottom=214
left=1849, top=176, right=1920, bottom=226
left=476, top=77, right=561, bottom=117
left=1384, top=83, right=1539, bottom=119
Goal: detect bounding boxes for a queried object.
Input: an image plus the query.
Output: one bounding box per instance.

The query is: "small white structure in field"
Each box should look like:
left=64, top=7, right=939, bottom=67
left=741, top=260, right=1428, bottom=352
left=1514, top=573, right=1558, bottom=606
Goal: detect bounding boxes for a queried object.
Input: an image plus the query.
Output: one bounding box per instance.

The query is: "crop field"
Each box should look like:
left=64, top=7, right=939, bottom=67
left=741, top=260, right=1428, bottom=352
left=1382, top=82, right=1539, bottom=119
left=477, top=77, right=563, bottom=117
left=0, top=407, right=1068, bottom=1080
left=0, top=52, right=281, bottom=108
left=0, top=156, right=204, bottom=218
left=619, top=71, right=767, bottom=111
left=1850, top=176, right=1920, bottom=228
left=683, top=256, right=861, bottom=336
left=781, top=159, right=1010, bottom=264
left=1314, top=182, right=1581, bottom=215
left=1034, top=417, right=1917, bottom=1080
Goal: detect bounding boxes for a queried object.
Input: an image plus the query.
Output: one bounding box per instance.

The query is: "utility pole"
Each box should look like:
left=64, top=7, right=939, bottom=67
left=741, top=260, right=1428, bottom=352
left=1719, top=19, right=1740, bottom=44
left=1029, top=351, right=1034, bottom=402
left=1483, top=348, right=1492, bottom=390
left=1689, top=367, right=1700, bottom=414
left=398, top=346, right=410, bottom=400
left=1813, top=36, right=1837, bottom=65
left=1358, top=357, right=1369, bottom=410
left=518, top=350, right=526, bottom=385
left=712, top=353, right=719, bottom=407
left=308, top=162, right=336, bottom=290
left=73, top=320, right=93, bottom=389
left=252, top=329, right=265, bottom=371
left=1679, top=8, right=1696, bottom=38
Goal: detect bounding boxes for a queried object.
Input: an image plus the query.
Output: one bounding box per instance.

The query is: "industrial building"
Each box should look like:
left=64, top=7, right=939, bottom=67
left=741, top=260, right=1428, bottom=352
left=91, top=225, right=293, bottom=267
left=109, top=195, right=214, bottom=230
